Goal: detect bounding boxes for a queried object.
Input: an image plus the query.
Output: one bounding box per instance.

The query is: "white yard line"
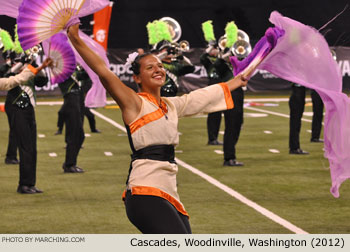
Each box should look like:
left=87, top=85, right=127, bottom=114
left=269, top=149, right=280, bottom=154
left=176, top=158, right=307, bottom=234
left=89, top=108, right=308, bottom=234
left=245, top=106, right=313, bottom=123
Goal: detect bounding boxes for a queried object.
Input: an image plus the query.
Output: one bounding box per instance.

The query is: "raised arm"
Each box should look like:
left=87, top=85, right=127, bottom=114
left=67, top=24, right=141, bottom=124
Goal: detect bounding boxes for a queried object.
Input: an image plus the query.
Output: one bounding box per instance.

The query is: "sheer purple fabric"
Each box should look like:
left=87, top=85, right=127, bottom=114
left=236, top=11, right=348, bottom=197
left=76, top=31, right=108, bottom=108
left=42, top=31, right=108, bottom=108
left=0, top=0, right=109, bottom=18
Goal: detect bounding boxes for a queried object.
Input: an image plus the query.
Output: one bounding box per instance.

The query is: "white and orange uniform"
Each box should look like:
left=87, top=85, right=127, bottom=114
left=0, top=65, right=38, bottom=91
left=123, top=83, right=234, bottom=217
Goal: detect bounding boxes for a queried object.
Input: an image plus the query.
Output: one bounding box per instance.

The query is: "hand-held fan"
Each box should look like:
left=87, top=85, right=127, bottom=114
left=17, top=0, right=86, bottom=51
left=45, top=33, right=76, bottom=84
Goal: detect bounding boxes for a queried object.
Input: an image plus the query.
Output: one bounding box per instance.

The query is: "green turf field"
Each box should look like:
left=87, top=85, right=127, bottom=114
left=1, top=94, right=350, bottom=234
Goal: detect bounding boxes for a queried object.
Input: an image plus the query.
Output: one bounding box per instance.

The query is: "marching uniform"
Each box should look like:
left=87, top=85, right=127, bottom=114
left=2, top=65, right=48, bottom=192
left=161, top=57, right=195, bottom=97
left=56, top=68, right=99, bottom=133
left=200, top=53, right=244, bottom=164
left=123, top=83, right=233, bottom=233
left=289, top=84, right=324, bottom=153
left=310, top=89, right=324, bottom=141
left=200, top=53, right=222, bottom=143
left=1, top=63, right=18, bottom=164
left=58, top=72, right=85, bottom=171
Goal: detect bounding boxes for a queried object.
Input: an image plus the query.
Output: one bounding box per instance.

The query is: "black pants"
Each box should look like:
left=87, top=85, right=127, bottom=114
left=207, top=88, right=244, bottom=160
left=5, top=100, right=18, bottom=160
left=84, top=107, right=97, bottom=132
left=311, top=89, right=324, bottom=140
left=61, top=93, right=85, bottom=167
left=11, top=105, right=37, bottom=186
left=58, top=102, right=96, bottom=132
left=207, top=111, right=222, bottom=142
left=124, top=190, right=191, bottom=234
left=289, top=85, right=305, bottom=150
left=223, top=88, right=244, bottom=161
left=57, top=105, right=65, bottom=131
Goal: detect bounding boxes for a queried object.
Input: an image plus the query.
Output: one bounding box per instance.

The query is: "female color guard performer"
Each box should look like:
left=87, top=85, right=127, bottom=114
left=67, top=23, right=247, bottom=233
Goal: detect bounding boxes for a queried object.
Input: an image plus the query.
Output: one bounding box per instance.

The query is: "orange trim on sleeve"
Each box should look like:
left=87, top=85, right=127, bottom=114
left=129, top=108, right=165, bottom=134
left=219, top=82, right=234, bottom=109
left=122, top=186, right=189, bottom=217
left=27, top=64, right=39, bottom=75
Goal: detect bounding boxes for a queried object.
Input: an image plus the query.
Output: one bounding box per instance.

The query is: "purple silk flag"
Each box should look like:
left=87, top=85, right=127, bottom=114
left=74, top=30, right=108, bottom=108
left=0, top=0, right=110, bottom=19
left=242, top=11, right=348, bottom=197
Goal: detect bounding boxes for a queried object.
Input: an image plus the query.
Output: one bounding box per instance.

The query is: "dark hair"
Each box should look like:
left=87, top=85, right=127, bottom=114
left=131, top=52, right=153, bottom=75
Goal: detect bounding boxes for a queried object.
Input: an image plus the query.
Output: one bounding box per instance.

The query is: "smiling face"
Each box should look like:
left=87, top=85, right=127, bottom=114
left=133, top=54, right=166, bottom=92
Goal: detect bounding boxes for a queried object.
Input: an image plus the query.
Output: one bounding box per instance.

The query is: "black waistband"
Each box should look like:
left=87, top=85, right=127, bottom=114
left=131, top=144, right=176, bottom=163
left=126, top=145, right=176, bottom=185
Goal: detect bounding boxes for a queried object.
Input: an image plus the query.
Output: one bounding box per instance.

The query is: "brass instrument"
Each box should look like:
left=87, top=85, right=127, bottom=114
left=160, top=17, right=182, bottom=42
left=27, top=44, right=42, bottom=62
left=155, top=17, right=190, bottom=59
left=237, top=29, right=250, bottom=43
left=218, top=35, right=227, bottom=51
left=218, top=29, right=252, bottom=59
left=176, top=40, right=190, bottom=52
left=233, top=39, right=252, bottom=59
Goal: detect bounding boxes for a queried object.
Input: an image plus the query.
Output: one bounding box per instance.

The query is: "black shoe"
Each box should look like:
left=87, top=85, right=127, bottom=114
left=223, top=159, right=244, bottom=166
left=91, top=129, right=101, bottom=133
left=289, top=148, right=309, bottom=155
left=30, top=186, right=43, bottom=193
left=208, top=140, right=223, bottom=145
left=63, top=164, right=84, bottom=173
left=5, top=158, right=19, bottom=165
left=17, top=185, right=43, bottom=194
left=54, top=129, right=62, bottom=135
left=311, top=138, right=324, bottom=143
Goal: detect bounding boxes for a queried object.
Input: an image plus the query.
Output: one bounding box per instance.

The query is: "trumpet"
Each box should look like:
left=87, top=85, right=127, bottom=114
left=173, top=40, right=190, bottom=52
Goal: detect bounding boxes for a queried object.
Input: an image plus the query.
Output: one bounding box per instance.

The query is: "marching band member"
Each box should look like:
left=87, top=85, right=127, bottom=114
left=67, top=23, right=247, bottom=233
left=200, top=21, right=246, bottom=166
left=58, top=67, right=86, bottom=173
left=1, top=56, right=52, bottom=194
left=153, top=40, right=195, bottom=97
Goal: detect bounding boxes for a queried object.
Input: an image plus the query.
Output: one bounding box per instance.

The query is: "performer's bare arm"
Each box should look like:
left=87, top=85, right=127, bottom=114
left=67, top=24, right=141, bottom=124
left=226, top=74, right=248, bottom=91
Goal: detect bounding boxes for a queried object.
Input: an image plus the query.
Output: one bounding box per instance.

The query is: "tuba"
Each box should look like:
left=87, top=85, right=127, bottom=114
left=160, top=17, right=182, bottom=42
